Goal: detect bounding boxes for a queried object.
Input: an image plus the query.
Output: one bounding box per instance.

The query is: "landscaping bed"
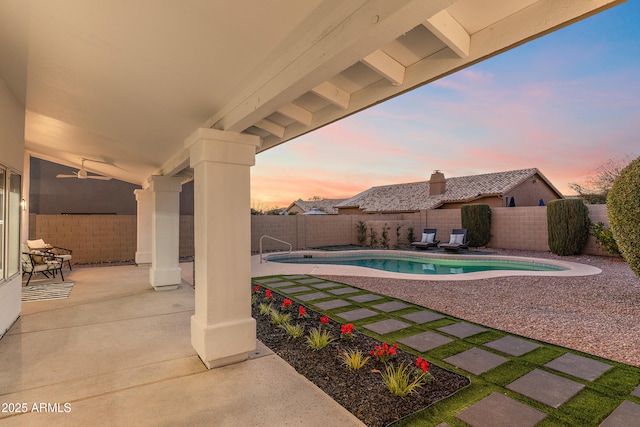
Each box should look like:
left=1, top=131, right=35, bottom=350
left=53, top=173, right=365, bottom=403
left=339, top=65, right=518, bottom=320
left=252, top=288, right=470, bottom=427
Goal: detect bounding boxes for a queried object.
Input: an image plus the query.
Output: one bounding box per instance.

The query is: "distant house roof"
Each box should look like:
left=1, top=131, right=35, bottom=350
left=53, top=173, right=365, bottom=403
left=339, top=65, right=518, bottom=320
left=286, top=198, right=346, bottom=215
left=336, top=168, right=562, bottom=213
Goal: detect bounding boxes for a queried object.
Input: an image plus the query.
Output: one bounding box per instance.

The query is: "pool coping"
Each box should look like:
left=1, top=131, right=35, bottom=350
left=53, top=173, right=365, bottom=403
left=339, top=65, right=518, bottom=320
left=253, top=250, right=602, bottom=281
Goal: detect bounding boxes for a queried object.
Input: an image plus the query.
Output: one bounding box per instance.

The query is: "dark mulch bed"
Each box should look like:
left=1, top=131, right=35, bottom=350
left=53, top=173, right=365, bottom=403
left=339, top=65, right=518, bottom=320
left=253, top=288, right=470, bottom=427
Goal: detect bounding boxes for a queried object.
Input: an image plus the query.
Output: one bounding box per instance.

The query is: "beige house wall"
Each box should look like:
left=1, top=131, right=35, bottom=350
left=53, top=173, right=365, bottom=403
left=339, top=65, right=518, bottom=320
left=31, top=205, right=611, bottom=264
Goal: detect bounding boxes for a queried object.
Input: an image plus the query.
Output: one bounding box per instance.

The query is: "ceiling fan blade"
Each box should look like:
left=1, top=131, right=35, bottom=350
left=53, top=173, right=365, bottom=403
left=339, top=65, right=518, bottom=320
left=56, top=174, right=78, bottom=178
left=86, top=175, right=112, bottom=180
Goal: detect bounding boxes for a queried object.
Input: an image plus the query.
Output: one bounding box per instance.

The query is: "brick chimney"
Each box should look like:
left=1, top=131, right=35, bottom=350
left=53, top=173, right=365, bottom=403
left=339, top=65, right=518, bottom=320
left=429, top=170, right=446, bottom=196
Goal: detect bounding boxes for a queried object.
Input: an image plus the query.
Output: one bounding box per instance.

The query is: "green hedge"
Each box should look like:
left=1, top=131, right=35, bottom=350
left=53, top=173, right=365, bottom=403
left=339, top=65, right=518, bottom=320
left=461, top=204, right=491, bottom=247
left=607, top=156, right=640, bottom=278
left=547, top=199, right=590, bottom=256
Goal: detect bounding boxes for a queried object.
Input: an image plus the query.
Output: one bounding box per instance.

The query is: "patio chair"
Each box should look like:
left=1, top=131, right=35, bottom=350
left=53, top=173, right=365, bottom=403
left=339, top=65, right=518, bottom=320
left=21, top=247, right=65, bottom=286
left=439, top=228, right=469, bottom=253
left=411, top=228, right=440, bottom=250
left=27, top=238, right=73, bottom=270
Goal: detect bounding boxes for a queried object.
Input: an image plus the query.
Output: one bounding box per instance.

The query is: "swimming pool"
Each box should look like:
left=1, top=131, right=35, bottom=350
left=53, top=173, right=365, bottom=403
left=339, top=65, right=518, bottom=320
left=267, top=251, right=568, bottom=275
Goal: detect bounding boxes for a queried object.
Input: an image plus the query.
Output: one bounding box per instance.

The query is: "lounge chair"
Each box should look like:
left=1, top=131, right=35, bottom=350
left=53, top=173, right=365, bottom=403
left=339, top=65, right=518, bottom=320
left=439, top=228, right=469, bottom=253
left=27, top=239, right=73, bottom=270
left=411, top=228, right=440, bottom=250
left=21, top=245, right=65, bottom=285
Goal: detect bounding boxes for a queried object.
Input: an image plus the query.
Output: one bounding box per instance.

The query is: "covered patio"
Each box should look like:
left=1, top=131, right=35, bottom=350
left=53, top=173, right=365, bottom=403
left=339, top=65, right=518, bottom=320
left=0, top=0, right=627, bottom=372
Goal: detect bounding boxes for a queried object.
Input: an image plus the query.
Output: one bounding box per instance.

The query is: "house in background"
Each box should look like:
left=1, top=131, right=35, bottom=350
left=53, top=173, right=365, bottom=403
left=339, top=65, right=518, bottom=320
left=285, top=198, right=346, bottom=215
left=336, top=168, right=563, bottom=214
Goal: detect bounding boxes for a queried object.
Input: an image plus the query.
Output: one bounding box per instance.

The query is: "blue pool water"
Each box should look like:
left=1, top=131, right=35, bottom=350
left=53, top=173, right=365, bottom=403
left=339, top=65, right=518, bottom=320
left=268, top=254, right=566, bottom=275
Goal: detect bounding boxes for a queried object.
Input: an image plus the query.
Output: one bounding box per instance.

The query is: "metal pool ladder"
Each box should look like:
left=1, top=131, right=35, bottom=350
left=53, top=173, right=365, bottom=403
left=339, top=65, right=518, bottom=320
left=259, top=235, right=292, bottom=263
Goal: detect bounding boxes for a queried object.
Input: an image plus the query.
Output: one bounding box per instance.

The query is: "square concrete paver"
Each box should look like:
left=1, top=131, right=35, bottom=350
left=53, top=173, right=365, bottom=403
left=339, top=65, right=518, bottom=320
left=268, top=281, right=297, bottom=288
left=399, top=331, right=454, bottom=353
left=600, top=400, right=640, bottom=427
left=311, top=282, right=342, bottom=290
left=371, top=301, right=411, bottom=312
left=328, top=287, right=360, bottom=296
left=313, top=300, right=351, bottom=310
left=336, top=308, right=379, bottom=322
left=283, top=275, right=309, bottom=279
left=363, top=319, right=411, bottom=335
left=401, top=310, right=445, bottom=324
left=297, top=278, right=326, bottom=284
left=507, top=369, right=585, bottom=408
left=279, top=286, right=311, bottom=294
left=255, top=277, right=283, bottom=283
left=631, top=384, right=640, bottom=399
left=456, top=392, right=547, bottom=427
left=443, top=347, right=508, bottom=375
left=437, top=322, right=487, bottom=338
left=545, top=353, right=612, bottom=381
left=296, top=292, right=330, bottom=302
left=484, top=335, right=541, bottom=357
left=348, top=294, right=384, bottom=303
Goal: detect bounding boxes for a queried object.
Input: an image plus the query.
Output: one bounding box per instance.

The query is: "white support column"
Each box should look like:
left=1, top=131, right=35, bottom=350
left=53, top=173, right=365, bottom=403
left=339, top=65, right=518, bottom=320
left=186, top=128, right=259, bottom=369
left=148, top=175, right=183, bottom=291
left=134, top=188, right=152, bottom=265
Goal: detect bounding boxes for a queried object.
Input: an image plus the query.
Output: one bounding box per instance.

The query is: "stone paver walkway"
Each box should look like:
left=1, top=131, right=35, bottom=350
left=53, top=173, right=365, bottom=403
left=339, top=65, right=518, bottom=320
left=252, top=274, right=640, bottom=426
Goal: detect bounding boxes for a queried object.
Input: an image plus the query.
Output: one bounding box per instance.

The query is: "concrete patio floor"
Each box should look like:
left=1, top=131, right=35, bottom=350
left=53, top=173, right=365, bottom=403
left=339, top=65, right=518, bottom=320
left=0, top=263, right=364, bottom=426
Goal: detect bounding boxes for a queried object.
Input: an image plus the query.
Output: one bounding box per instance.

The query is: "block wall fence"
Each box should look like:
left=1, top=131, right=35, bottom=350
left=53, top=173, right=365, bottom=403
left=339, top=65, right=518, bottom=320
left=29, top=205, right=609, bottom=265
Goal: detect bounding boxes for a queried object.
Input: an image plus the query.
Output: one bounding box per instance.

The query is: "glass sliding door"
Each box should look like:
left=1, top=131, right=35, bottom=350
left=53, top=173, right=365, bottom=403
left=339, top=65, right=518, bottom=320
left=7, top=172, right=21, bottom=277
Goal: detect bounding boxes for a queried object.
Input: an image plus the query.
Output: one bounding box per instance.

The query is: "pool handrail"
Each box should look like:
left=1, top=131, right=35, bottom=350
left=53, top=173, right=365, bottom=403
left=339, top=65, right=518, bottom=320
left=259, top=235, right=292, bottom=263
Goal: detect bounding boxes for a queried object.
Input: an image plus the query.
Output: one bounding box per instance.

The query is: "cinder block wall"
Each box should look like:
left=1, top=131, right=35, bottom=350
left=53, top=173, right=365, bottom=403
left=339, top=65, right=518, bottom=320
left=31, top=205, right=612, bottom=265
left=31, top=214, right=195, bottom=264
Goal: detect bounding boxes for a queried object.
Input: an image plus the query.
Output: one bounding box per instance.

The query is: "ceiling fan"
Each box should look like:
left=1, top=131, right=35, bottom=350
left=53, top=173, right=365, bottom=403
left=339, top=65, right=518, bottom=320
left=56, top=158, right=112, bottom=181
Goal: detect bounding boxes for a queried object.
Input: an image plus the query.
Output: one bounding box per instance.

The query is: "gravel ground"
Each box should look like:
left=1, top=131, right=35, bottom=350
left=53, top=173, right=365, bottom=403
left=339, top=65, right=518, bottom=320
left=320, top=249, right=640, bottom=367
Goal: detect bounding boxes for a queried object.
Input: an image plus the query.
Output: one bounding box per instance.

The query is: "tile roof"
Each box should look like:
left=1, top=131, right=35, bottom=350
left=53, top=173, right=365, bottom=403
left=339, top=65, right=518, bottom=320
left=336, top=168, right=559, bottom=213
left=287, top=198, right=346, bottom=214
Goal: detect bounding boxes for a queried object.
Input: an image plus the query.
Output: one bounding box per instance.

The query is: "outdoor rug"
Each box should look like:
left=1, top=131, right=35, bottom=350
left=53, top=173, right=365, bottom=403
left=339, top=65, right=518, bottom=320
left=22, top=282, right=74, bottom=302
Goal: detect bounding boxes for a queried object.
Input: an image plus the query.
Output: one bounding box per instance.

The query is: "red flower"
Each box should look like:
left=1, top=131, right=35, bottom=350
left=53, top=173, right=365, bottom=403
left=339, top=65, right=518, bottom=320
left=298, top=306, right=307, bottom=317
left=281, top=299, right=292, bottom=308
left=265, top=289, right=274, bottom=300
left=320, top=316, right=330, bottom=325
left=340, top=323, right=354, bottom=339
left=416, top=357, right=430, bottom=373
left=252, top=285, right=261, bottom=293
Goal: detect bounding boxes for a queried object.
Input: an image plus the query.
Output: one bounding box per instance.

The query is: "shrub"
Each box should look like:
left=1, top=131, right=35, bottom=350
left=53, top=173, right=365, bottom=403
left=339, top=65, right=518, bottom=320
left=279, top=322, right=304, bottom=339
left=591, top=222, right=621, bottom=256
left=461, top=204, right=491, bottom=247
left=380, top=223, right=390, bottom=248
left=407, top=227, right=415, bottom=245
left=547, top=199, right=590, bottom=255
left=355, top=221, right=367, bottom=246
left=339, top=349, right=370, bottom=371
left=608, top=156, right=640, bottom=278
left=306, top=327, right=335, bottom=350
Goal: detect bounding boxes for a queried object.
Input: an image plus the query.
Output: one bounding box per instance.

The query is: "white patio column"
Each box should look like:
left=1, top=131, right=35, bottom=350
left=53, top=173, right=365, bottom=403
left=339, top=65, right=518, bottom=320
left=134, top=188, right=152, bottom=265
left=186, top=128, right=259, bottom=369
left=148, top=175, right=183, bottom=291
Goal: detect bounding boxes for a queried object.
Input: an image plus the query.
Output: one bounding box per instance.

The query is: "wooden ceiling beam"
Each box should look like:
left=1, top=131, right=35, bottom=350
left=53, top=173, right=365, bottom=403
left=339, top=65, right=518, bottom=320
left=361, top=49, right=406, bottom=85
left=423, top=9, right=470, bottom=58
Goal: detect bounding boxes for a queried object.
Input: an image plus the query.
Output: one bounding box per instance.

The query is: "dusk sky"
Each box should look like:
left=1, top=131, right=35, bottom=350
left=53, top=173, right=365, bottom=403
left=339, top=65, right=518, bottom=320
left=251, top=2, right=640, bottom=209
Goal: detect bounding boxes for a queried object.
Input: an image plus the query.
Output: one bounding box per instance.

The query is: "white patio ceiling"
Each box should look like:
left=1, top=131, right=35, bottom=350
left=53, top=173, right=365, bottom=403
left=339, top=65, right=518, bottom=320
left=0, top=0, right=625, bottom=185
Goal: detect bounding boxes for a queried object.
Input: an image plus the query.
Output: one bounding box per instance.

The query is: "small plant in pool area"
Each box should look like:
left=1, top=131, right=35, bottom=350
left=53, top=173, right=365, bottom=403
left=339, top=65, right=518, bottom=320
left=253, top=285, right=261, bottom=294
left=380, top=360, right=431, bottom=398
left=381, top=223, right=390, bottom=248
left=307, top=327, right=336, bottom=350
left=281, top=298, right=293, bottom=310
left=339, top=348, right=370, bottom=371
left=369, top=227, right=379, bottom=247
left=319, top=315, right=331, bottom=327
left=395, top=223, right=403, bottom=248
left=370, top=342, right=398, bottom=364
left=259, top=302, right=273, bottom=316
left=407, top=227, right=415, bottom=245
left=356, top=220, right=368, bottom=246
left=341, top=323, right=355, bottom=340
left=591, top=222, right=621, bottom=256
left=298, top=305, right=308, bottom=318
left=270, top=309, right=291, bottom=326
left=265, top=289, right=274, bottom=301
left=279, top=322, right=304, bottom=339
